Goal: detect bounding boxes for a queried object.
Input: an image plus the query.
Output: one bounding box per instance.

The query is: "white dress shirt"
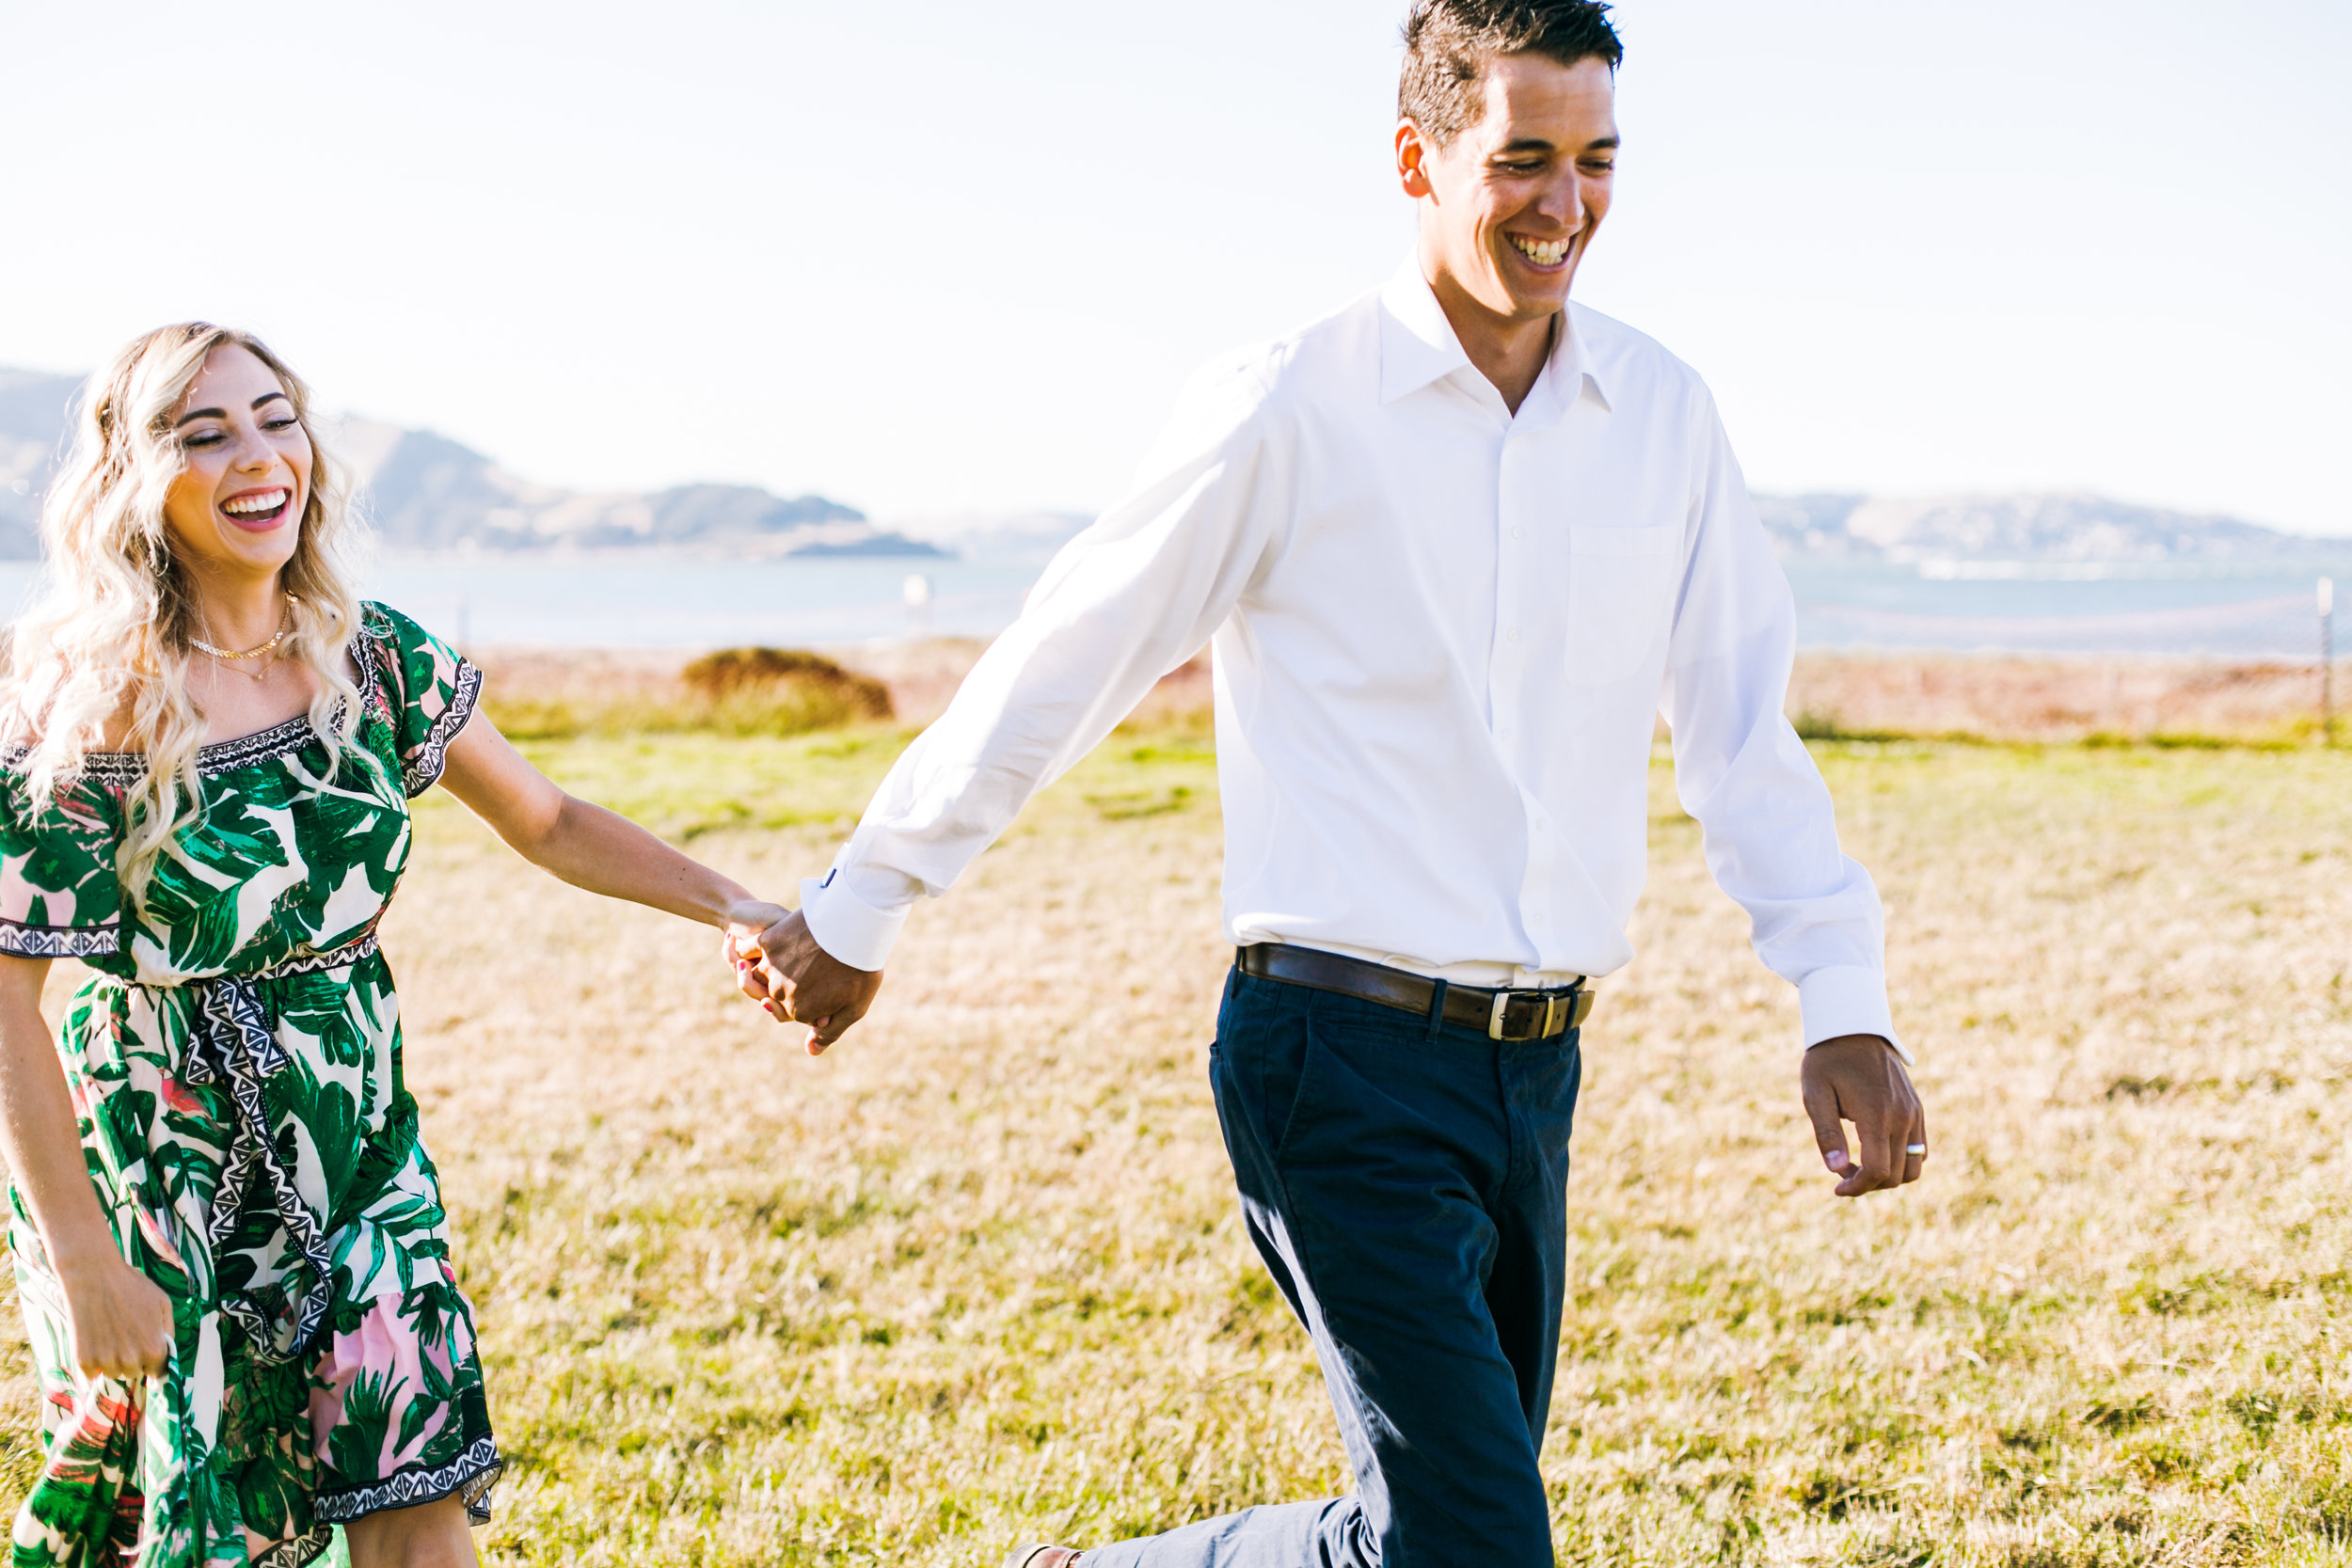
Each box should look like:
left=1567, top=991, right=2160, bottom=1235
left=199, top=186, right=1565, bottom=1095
left=802, top=258, right=1900, bottom=1053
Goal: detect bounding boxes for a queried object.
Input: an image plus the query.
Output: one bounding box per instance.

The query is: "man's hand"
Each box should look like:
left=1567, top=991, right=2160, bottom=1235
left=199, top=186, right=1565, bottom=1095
left=1801, top=1035, right=1925, bottom=1197
left=726, top=909, right=882, bottom=1055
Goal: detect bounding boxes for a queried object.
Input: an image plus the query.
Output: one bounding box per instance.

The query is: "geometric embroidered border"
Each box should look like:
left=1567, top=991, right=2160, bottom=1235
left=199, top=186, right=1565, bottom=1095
left=400, top=659, right=482, bottom=799
left=188, top=973, right=339, bottom=1369
left=257, top=929, right=382, bottom=980
left=311, top=1438, right=504, bottom=1524
left=2, top=712, right=336, bottom=784
left=251, top=1525, right=333, bottom=1568
left=1, top=618, right=417, bottom=786
left=0, top=921, right=119, bottom=959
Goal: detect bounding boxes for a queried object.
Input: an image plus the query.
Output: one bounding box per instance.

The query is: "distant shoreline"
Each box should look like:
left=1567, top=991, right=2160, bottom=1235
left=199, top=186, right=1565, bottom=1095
left=468, top=641, right=2348, bottom=748
left=0, top=549, right=2338, bottom=660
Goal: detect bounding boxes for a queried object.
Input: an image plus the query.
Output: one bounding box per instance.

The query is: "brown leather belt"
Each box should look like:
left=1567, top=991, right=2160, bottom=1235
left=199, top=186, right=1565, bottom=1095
left=1237, top=943, right=1591, bottom=1042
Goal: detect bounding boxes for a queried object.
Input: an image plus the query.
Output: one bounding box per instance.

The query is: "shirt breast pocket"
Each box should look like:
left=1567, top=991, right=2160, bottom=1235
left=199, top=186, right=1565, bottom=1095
left=1563, top=524, right=1685, bottom=686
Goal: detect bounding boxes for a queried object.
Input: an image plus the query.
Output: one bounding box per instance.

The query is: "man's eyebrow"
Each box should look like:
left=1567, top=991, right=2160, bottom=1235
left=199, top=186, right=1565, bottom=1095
left=1492, top=135, right=1619, bottom=155
left=174, top=390, right=288, bottom=428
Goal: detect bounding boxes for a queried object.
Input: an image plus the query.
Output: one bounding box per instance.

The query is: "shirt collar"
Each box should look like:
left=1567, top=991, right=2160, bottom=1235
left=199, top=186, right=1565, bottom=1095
left=1377, top=254, right=1613, bottom=416
left=1379, top=257, right=1472, bottom=404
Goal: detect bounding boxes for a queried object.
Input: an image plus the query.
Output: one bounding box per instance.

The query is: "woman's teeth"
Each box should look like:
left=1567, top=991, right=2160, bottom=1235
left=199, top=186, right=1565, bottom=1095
left=1511, top=235, right=1573, bottom=267
left=222, top=490, right=290, bottom=516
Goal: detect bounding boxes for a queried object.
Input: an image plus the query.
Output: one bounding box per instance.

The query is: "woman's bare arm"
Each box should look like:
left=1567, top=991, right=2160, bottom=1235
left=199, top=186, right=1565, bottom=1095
left=437, top=714, right=786, bottom=935
left=0, top=956, right=173, bottom=1379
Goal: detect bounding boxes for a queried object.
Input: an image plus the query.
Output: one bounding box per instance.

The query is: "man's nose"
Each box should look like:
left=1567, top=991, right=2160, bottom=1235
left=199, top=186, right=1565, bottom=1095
left=1542, top=170, right=1586, bottom=230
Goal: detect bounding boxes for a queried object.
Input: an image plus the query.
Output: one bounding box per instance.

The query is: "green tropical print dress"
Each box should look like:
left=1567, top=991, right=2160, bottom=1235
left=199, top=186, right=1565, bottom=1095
left=0, top=605, right=501, bottom=1567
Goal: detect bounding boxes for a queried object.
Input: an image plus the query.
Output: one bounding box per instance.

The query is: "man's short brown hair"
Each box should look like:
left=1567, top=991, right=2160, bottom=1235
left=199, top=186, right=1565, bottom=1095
left=1398, top=0, right=1623, bottom=148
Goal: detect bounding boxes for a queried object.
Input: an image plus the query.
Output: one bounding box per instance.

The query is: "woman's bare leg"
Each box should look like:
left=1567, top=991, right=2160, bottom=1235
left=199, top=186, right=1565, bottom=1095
left=342, top=1497, right=480, bottom=1568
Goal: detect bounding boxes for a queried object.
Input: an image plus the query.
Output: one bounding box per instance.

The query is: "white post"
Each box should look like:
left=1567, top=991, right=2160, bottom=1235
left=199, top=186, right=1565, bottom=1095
left=2322, top=577, right=2336, bottom=747
left=902, top=573, right=934, bottom=640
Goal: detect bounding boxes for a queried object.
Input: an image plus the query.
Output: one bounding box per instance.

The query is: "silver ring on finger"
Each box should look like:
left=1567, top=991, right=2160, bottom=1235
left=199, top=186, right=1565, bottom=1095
left=1905, top=1143, right=1928, bottom=1155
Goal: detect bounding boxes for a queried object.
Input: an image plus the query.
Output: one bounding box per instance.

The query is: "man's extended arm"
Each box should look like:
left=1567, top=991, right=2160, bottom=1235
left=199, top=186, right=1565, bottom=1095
left=1659, top=389, right=1925, bottom=1196
left=743, top=356, right=1293, bottom=1049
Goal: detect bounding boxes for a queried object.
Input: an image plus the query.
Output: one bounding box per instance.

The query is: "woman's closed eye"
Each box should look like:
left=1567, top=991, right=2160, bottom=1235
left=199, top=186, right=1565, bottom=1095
left=181, top=416, right=298, bottom=449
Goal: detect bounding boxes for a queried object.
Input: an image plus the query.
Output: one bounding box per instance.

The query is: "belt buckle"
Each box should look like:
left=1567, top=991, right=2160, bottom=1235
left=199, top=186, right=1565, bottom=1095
left=1486, top=988, right=1574, bottom=1041
left=1487, top=989, right=1542, bottom=1041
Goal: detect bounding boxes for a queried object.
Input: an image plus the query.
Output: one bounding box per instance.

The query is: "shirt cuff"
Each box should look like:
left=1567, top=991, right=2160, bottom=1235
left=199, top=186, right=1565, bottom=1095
left=1796, top=965, right=1907, bottom=1062
left=798, top=870, right=909, bottom=972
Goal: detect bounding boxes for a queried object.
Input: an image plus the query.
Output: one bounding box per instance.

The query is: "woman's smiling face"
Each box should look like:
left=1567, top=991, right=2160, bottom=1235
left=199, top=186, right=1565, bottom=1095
left=163, top=344, right=312, bottom=581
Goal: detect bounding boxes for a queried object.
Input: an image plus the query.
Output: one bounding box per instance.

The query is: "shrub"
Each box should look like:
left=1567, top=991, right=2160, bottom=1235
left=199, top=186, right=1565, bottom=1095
left=681, top=648, right=892, bottom=719
left=482, top=648, right=894, bottom=740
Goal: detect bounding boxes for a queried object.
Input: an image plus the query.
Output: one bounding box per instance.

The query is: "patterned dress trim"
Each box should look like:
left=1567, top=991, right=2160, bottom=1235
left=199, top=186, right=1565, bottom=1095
left=311, top=1437, right=504, bottom=1525
left=0, top=714, right=344, bottom=785
left=250, top=1528, right=332, bottom=1568
left=0, top=922, right=119, bottom=959
left=184, top=931, right=384, bottom=1365
left=0, top=624, right=415, bottom=786
left=397, top=660, right=482, bottom=798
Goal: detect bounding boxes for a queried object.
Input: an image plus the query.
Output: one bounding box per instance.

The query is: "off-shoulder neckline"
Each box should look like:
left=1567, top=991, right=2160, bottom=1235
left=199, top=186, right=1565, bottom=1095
left=3, top=633, right=389, bottom=782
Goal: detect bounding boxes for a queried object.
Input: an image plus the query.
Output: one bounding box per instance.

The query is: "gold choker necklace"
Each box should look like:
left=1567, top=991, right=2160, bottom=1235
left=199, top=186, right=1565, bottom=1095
left=193, top=594, right=298, bottom=679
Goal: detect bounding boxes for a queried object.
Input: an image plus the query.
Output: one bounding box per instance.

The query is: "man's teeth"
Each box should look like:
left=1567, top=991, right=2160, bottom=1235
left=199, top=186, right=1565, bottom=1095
left=1511, top=235, right=1573, bottom=266
left=222, top=490, right=289, bottom=515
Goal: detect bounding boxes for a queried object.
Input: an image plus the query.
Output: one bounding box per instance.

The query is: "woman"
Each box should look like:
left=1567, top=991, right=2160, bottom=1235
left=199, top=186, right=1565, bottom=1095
left=0, top=325, right=787, bottom=1567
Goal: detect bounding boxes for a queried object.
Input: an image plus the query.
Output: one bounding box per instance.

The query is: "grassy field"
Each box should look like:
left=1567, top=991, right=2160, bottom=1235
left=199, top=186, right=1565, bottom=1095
left=2, top=727, right=2347, bottom=1566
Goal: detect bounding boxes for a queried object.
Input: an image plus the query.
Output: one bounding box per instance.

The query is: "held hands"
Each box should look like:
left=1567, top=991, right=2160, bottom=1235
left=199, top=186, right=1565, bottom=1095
left=1801, top=1035, right=1928, bottom=1198
left=723, top=907, right=882, bottom=1055
left=57, top=1245, right=174, bottom=1384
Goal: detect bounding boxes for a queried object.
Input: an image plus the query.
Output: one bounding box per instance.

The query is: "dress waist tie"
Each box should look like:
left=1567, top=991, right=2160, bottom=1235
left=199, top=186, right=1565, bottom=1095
left=176, top=930, right=381, bottom=1367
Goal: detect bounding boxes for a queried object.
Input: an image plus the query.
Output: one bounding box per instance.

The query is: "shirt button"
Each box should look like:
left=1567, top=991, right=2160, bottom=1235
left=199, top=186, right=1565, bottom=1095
left=1512, top=527, right=1524, bottom=539
left=1505, top=629, right=1519, bottom=643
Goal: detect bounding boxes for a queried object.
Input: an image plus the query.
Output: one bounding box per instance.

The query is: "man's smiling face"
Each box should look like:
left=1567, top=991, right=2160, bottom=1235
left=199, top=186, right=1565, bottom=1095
left=1403, top=50, right=1618, bottom=328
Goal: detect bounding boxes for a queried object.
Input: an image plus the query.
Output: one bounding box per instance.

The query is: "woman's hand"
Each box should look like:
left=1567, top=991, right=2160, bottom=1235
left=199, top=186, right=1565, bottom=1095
left=56, top=1247, right=174, bottom=1383
left=723, top=899, right=793, bottom=1021
left=0, top=955, right=173, bottom=1385
left=736, top=910, right=883, bottom=1055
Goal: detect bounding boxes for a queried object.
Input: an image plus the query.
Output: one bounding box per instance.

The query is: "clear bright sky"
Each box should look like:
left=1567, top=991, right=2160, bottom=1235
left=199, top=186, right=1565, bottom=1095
left=3, top=1, right=2346, bottom=534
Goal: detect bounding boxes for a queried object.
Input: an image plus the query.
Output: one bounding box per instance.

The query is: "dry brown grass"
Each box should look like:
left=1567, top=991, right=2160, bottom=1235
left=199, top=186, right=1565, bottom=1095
left=468, top=641, right=1215, bottom=737
left=472, top=648, right=893, bottom=740
left=1, top=721, right=2347, bottom=1565
left=1788, top=653, right=2347, bottom=745
left=469, top=640, right=2351, bottom=746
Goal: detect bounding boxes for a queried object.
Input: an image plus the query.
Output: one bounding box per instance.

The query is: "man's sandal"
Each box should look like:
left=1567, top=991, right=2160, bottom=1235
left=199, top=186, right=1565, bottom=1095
left=1006, top=1546, right=1083, bottom=1568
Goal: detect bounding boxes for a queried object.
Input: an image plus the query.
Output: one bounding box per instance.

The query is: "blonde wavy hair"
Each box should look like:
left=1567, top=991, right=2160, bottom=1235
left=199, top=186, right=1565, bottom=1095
left=0, top=324, right=376, bottom=897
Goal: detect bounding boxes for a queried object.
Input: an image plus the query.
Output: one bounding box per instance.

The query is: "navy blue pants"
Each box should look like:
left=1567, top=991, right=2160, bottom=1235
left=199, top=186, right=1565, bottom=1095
left=1084, top=967, right=1583, bottom=1568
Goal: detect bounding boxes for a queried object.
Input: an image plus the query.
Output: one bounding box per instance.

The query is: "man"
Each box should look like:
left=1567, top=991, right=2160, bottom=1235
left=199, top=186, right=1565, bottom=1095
left=741, top=2, right=1927, bottom=1561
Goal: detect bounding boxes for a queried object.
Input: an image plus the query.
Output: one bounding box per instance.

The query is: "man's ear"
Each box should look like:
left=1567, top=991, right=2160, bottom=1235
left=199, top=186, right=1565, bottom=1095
left=1396, top=119, right=1436, bottom=199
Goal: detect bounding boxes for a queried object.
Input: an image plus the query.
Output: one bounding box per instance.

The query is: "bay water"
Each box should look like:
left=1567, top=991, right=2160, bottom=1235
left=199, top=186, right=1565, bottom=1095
left=0, top=551, right=2339, bottom=658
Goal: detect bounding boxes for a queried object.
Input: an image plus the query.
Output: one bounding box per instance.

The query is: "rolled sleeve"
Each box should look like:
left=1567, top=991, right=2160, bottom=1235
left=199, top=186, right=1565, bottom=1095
left=1797, top=965, right=1906, bottom=1061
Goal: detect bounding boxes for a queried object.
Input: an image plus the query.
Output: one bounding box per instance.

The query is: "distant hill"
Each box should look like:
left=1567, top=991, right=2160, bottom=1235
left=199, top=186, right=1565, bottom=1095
left=0, top=370, right=81, bottom=558
left=1752, top=492, right=2343, bottom=564
left=3, top=364, right=2340, bottom=565
left=0, top=372, right=942, bottom=559
left=895, top=510, right=1093, bottom=563
left=326, top=416, right=945, bottom=557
